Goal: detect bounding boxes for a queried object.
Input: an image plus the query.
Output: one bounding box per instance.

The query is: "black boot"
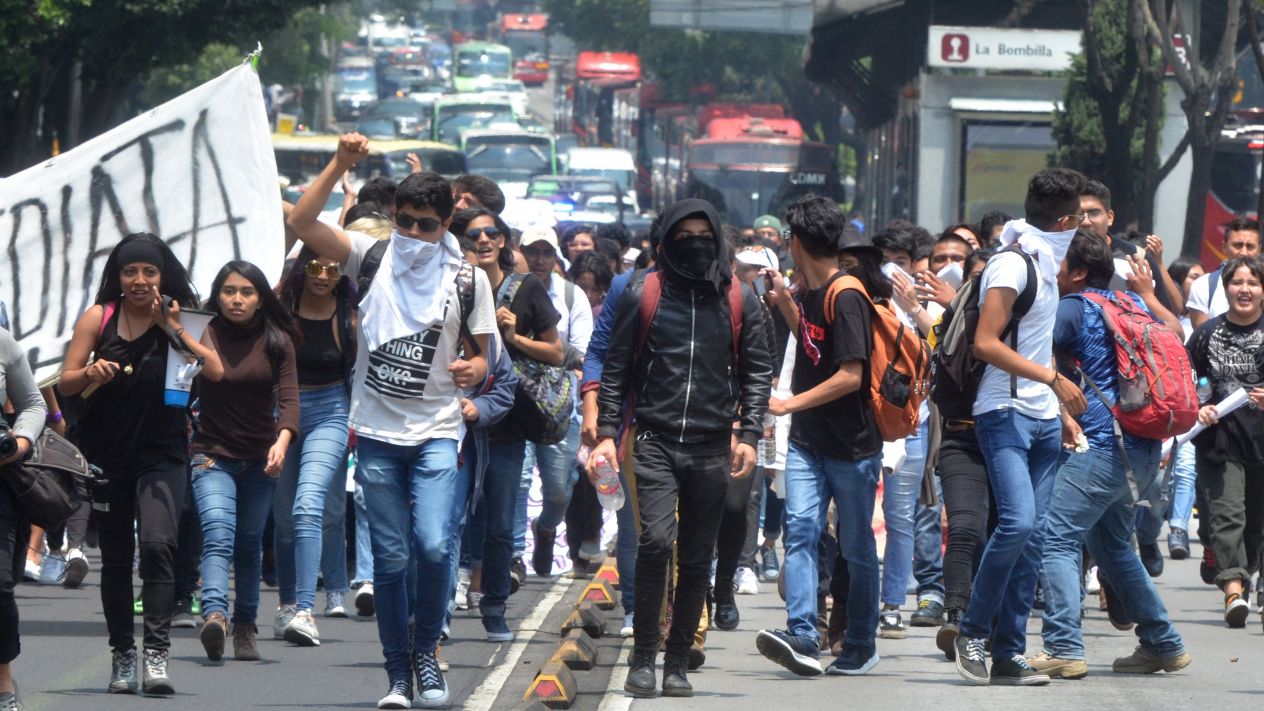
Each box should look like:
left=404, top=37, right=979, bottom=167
left=713, top=584, right=739, bottom=631
left=662, top=653, right=693, bottom=697
left=624, top=648, right=657, bottom=698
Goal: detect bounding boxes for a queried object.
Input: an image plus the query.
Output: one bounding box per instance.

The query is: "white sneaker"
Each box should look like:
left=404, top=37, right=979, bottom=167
left=455, top=568, right=471, bottom=611
left=355, top=582, right=376, bottom=617
left=274, top=604, right=297, bottom=640
left=736, top=567, right=761, bottom=595
left=466, top=591, right=483, bottom=617
left=23, top=558, right=40, bottom=582
left=284, top=609, right=321, bottom=647
left=64, top=547, right=90, bottom=588
left=620, top=613, right=634, bottom=638
left=578, top=539, right=605, bottom=563
left=1085, top=566, right=1101, bottom=594
left=39, top=554, right=66, bottom=585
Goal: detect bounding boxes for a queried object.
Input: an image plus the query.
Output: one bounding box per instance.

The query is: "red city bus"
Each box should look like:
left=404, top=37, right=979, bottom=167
left=683, top=115, right=846, bottom=228
left=501, top=13, right=550, bottom=85
left=569, top=52, right=642, bottom=146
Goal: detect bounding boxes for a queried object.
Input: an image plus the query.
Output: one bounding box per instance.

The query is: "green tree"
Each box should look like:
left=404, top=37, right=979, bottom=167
left=0, top=0, right=326, bottom=175
left=1052, top=0, right=1178, bottom=232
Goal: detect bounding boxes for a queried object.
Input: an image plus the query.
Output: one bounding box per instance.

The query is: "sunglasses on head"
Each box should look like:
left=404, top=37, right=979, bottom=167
left=395, top=213, right=443, bottom=232
left=304, top=260, right=340, bottom=279
left=465, top=226, right=502, bottom=241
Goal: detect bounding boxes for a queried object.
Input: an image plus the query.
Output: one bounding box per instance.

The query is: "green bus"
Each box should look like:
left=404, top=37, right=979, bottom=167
left=452, top=41, right=513, bottom=93
left=431, top=96, right=518, bottom=145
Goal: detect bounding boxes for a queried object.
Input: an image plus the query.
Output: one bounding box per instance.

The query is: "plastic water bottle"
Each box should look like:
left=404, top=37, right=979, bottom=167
left=1196, top=376, right=1212, bottom=404
left=756, top=416, right=776, bottom=468
left=592, top=455, right=625, bottom=511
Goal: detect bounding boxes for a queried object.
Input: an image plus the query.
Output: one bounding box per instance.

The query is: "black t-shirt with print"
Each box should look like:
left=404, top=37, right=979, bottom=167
left=490, top=272, right=561, bottom=442
left=789, top=272, right=882, bottom=461
left=1188, top=313, right=1264, bottom=463
left=497, top=273, right=561, bottom=362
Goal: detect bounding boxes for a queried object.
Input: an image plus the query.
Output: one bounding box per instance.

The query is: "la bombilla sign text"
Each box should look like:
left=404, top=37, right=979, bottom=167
left=928, top=25, right=1082, bottom=72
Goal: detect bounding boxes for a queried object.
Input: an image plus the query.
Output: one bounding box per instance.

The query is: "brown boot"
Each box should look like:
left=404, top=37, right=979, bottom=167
left=233, top=622, right=261, bottom=661
left=200, top=612, right=228, bottom=661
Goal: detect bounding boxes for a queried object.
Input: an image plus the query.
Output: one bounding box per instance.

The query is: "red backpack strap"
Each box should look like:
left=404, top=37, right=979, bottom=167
left=98, top=301, right=117, bottom=339
left=728, top=279, right=744, bottom=363
left=635, top=271, right=662, bottom=361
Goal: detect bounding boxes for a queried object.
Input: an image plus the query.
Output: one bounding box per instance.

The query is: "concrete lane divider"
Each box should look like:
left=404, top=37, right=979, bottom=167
left=551, top=628, right=599, bottom=670
left=594, top=557, right=619, bottom=588
left=579, top=578, right=617, bottom=610
left=560, top=600, right=607, bottom=638
left=522, top=659, right=579, bottom=709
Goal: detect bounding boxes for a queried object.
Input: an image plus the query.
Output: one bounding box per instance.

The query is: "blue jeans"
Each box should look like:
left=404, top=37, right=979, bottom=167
left=912, top=473, right=945, bottom=600
left=1169, top=442, right=1196, bottom=531
left=783, top=442, right=881, bottom=650
left=192, top=455, right=279, bottom=624
left=320, top=469, right=350, bottom=593
left=959, top=409, right=1060, bottom=658
left=352, top=478, right=373, bottom=584
left=274, top=385, right=350, bottom=611
left=482, top=439, right=526, bottom=614
left=616, top=463, right=637, bottom=614
left=356, top=436, right=466, bottom=679
left=1040, top=445, right=1184, bottom=659
left=881, top=421, right=925, bottom=606
left=523, top=420, right=582, bottom=531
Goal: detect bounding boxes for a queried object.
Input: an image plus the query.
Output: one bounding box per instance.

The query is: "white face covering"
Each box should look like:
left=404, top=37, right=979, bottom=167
left=996, top=218, right=1077, bottom=284
left=937, top=261, right=964, bottom=289
left=360, top=231, right=462, bottom=352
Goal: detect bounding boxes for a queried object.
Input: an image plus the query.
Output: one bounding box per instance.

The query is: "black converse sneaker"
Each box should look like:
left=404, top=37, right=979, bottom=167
left=413, top=649, right=449, bottom=708
left=990, top=653, right=1051, bottom=686
left=954, top=635, right=990, bottom=685
left=376, top=677, right=413, bottom=710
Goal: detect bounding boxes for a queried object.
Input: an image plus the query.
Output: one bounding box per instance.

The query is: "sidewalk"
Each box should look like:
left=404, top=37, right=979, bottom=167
left=617, top=544, right=1264, bottom=710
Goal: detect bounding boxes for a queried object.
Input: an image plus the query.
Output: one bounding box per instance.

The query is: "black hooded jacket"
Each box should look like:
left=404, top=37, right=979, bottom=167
left=597, top=199, right=773, bottom=446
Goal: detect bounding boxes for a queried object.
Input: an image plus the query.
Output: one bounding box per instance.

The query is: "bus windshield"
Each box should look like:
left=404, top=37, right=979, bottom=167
left=505, top=32, right=546, bottom=57
left=465, top=139, right=553, bottom=181
left=435, top=105, right=516, bottom=144
left=457, top=50, right=511, bottom=78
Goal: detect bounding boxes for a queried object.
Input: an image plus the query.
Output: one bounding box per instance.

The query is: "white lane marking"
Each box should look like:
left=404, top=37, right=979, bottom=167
left=597, top=637, right=633, bottom=711
left=463, top=576, right=572, bottom=710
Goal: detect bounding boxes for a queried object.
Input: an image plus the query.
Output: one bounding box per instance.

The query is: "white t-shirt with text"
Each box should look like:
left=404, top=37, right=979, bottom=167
left=342, top=231, right=497, bottom=445
left=1185, top=269, right=1228, bottom=322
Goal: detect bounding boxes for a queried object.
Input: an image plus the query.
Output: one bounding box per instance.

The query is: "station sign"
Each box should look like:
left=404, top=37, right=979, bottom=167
left=928, top=25, right=1082, bottom=72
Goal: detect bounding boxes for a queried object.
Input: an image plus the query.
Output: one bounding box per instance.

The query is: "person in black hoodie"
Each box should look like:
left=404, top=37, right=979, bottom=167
left=590, top=198, right=773, bottom=698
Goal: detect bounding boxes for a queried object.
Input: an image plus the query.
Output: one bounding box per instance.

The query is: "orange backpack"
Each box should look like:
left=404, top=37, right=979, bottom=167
left=824, top=275, right=930, bottom=441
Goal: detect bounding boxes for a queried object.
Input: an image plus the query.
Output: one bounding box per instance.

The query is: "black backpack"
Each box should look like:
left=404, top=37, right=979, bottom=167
left=356, top=240, right=479, bottom=355
left=930, top=246, right=1037, bottom=419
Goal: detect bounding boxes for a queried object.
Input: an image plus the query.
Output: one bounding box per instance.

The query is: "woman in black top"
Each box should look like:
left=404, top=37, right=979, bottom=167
left=60, top=233, right=223, bottom=696
left=452, top=207, right=560, bottom=641
left=271, top=248, right=356, bottom=646
left=1188, top=256, right=1264, bottom=628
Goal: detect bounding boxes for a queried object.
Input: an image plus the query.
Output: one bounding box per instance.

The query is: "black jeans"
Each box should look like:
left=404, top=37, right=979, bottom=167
left=174, top=483, right=202, bottom=600
left=97, top=457, right=186, bottom=652
left=738, top=470, right=766, bottom=569
left=715, top=467, right=757, bottom=591
left=632, top=433, right=729, bottom=658
left=937, top=427, right=997, bottom=612
left=565, top=470, right=603, bottom=561
left=46, top=500, right=90, bottom=552
left=0, top=481, right=20, bottom=664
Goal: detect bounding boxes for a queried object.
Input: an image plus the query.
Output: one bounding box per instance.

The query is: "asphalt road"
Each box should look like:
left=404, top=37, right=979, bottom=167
left=8, top=564, right=596, bottom=711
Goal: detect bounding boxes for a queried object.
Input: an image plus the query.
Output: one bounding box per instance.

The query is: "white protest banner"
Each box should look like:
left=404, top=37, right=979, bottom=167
left=0, top=61, right=283, bottom=383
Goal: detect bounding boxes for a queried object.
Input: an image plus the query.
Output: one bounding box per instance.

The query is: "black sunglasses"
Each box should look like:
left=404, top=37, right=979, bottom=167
left=465, top=227, right=502, bottom=241
left=396, top=213, right=443, bottom=232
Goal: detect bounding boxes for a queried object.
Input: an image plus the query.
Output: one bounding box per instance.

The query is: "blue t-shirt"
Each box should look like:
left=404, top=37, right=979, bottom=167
left=1053, top=288, right=1157, bottom=451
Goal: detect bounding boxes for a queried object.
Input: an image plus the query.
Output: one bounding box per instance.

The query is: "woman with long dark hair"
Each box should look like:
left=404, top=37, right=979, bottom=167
left=451, top=207, right=561, bottom=641
left=271, top=248, right=356, bottom=645
left=60, top=233, right=223, bottom=696
left=192, top=260, right=300, bottom=663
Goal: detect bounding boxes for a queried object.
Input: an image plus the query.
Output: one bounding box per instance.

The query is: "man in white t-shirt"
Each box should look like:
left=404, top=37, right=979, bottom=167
left=517, top=225, right=594, bottom=575
left=1186, top=217, right=1261, bottom=329
left=952, top=168, right=1088, bottom=687
left=288, top=133, right=496, bottom=709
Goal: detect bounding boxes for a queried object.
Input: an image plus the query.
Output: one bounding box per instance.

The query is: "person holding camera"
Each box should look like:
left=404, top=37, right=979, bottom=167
left=0, top=323, right=47, bottom=711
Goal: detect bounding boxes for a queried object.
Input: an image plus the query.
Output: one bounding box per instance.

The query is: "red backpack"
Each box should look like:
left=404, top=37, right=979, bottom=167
left=1077, top=291, right=1198, bottom=439
left=635, top=271, right=743, bottom=364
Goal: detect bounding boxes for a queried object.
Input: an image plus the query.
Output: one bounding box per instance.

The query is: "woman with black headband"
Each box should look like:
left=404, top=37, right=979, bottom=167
left=60, top=233, right=222, bottom=697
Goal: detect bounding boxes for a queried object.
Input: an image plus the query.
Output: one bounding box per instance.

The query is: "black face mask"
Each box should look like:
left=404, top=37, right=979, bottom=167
left=672, top=237, right=717, bottom=277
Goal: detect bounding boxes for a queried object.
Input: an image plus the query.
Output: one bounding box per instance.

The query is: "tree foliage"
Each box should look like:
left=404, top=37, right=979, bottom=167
left=0, top=0, right=326, bottom=174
